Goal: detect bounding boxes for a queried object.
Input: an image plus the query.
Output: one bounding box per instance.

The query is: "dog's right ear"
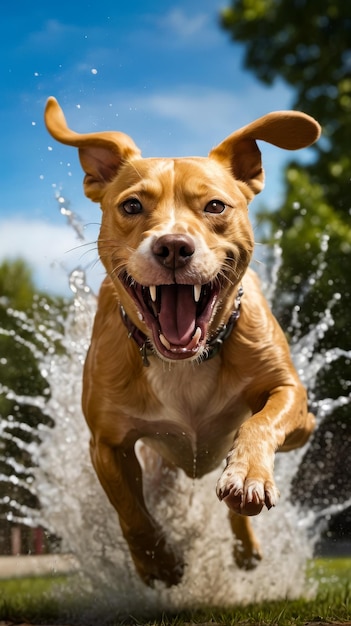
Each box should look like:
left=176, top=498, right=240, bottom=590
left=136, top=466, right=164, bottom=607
left=44, top=97, right=141, bottom=202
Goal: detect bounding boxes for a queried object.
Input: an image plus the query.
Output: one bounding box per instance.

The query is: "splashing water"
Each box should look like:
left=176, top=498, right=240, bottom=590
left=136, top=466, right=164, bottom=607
left=1, top=212, right=350, bottom=621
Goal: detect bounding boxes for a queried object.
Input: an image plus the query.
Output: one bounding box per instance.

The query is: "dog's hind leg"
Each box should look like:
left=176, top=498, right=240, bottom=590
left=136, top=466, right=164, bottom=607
left=229, top=511, right=262, bottom=570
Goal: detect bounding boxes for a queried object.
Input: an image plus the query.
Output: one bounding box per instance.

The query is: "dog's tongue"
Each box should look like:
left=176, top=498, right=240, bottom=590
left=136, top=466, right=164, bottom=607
left=158, top=285, right=196, bottom=345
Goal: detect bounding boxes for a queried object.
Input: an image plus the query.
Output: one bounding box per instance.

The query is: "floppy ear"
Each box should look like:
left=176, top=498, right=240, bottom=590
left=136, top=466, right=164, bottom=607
left=209, top=111, right=321, bottom=196
left=44, top=97, right=141, bottom=202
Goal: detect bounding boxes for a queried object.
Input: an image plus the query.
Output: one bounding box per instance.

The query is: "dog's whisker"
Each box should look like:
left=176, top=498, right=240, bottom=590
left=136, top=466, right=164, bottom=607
left=76, top=248, right=101, bottom=263
left=109, top=262, right=127, bottom=281
left=84, top=221, right=102, bottom=228
left=87, top=256, right=105, bottom=272
left=64, top=240, right=99, bottom=255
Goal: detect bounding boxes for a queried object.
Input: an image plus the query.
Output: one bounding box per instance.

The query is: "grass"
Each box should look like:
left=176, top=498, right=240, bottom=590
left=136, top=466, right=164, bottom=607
left=0, top=558, right=350, bottom=625
left=0, top=575, right=69, bottom=622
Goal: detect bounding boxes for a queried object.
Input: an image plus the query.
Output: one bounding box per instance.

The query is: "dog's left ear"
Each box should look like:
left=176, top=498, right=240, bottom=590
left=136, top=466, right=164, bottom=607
left=44, top=97, right=141, bottom=202
left=209, top=111, right=321, bottom=196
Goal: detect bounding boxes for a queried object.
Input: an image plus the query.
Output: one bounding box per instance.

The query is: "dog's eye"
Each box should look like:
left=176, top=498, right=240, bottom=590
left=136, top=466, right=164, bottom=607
left=204, top=200, right=226, bottom=214
left=121, top=198, right=143, bottom=215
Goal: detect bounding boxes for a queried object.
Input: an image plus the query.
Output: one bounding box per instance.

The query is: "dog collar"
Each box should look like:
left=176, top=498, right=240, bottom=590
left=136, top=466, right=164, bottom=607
left=120, top=286, right=243, bottom=367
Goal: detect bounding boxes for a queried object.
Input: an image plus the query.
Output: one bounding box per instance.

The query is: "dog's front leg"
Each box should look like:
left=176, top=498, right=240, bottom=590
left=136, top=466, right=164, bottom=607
left=90, top=438, right=184, bottom=587
left=216, top=384, right=315, bottom=516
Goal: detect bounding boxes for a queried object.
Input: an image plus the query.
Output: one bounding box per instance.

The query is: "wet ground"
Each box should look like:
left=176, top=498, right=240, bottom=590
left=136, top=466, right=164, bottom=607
left=1, top=556, right=350, bottom=626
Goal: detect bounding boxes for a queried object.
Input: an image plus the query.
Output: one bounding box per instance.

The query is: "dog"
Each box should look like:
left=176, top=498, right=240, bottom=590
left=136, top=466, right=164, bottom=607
left=44, top=97, right=320, bottom=587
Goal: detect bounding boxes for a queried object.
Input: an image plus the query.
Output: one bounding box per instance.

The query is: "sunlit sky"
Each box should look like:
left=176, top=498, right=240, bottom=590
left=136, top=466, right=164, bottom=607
left=0, top=0, right=297, bottom=296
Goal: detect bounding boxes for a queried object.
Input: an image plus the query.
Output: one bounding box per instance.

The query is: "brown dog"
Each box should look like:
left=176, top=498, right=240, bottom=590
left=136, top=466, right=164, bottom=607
left=44, top=97, right=319, bottom=587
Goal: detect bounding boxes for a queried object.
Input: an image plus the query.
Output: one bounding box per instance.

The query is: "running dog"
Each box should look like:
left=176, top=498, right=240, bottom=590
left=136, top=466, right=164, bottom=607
left=44, top=97, right=320, bottom=586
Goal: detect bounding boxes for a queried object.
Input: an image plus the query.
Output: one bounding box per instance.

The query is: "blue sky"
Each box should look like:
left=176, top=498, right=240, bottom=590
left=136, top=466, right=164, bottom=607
left=0, top=0, right=296, bottom=296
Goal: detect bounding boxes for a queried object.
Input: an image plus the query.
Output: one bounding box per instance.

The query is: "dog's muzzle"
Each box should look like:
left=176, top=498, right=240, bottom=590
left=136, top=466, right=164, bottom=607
left=120, top=274, right=243, bottom=363
left=120, top=276, right=220, bottom=359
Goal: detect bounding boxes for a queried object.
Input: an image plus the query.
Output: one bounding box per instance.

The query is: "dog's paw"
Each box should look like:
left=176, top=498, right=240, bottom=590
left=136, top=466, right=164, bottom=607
left=141, top=557, right=185, bottom=589
left=216, top=471, right=279, bottom=516
left=130, top=537, right=184, bottom=588
left=234, top=538, right=263, bottom=571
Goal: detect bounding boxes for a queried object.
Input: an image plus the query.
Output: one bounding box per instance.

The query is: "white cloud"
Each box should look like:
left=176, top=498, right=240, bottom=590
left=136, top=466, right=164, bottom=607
left=139, top=84, right=293, bottom=133
left=134, top=6, right=222, bottom=50
left=127, top=83, right=294, bottom=169
left=136, top=88, right=245, bottom=138
left=55, top=80, right=292, bottom=152
left=0, top=218, right=102, bottom=296
left=24, top=19, right=79, bottom=49
left=155, top=8, right=211, bottom=39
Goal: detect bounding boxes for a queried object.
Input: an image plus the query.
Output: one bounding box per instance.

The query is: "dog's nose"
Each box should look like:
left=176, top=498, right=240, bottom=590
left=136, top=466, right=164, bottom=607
left=152, top=234, right=195, bottom=269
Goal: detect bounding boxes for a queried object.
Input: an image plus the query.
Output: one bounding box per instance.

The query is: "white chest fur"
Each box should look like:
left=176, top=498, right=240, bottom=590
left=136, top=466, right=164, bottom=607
left=140, top=355, right=251, bottom=477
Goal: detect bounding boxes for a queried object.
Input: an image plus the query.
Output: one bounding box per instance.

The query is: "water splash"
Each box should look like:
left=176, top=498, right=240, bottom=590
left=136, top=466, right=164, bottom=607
left=1, top=206, right=350, bottom=621
left=34, top=310, right=319, bottom=617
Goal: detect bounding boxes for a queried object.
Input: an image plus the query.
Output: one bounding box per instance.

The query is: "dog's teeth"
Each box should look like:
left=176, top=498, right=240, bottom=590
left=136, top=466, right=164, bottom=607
left=194, top=284, right=201, bottom=303
left=193, top=326, right=202, bottom=342
left=159, top=334, right=171, bottom=350
left=149, top=285, right=157, bottom=302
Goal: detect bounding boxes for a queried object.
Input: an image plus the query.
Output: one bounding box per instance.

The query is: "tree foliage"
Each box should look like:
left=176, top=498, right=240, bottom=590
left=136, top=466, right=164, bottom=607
left=0, top=259, right=66, bottom=527
left=221, top=0, right=351, bottom=514
left=221, top=0, right=351, bottom=269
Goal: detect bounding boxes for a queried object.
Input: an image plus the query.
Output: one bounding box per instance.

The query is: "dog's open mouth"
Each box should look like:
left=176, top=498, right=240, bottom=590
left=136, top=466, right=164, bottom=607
left=121, top=273, right=220, bottom=360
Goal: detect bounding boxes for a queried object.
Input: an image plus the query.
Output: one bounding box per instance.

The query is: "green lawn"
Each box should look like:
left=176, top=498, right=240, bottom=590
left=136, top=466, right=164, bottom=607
left=0, top=558, right=350, bottom=625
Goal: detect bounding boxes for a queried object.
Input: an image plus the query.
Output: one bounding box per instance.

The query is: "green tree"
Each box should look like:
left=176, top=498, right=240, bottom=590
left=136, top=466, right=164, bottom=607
left=221, top=0, right=350, bottom=523
left=0, top=259, right=65, bottom=542
left=0, top=259, right=36, bottom=309
left=221, top=0, right=351, bottom=300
